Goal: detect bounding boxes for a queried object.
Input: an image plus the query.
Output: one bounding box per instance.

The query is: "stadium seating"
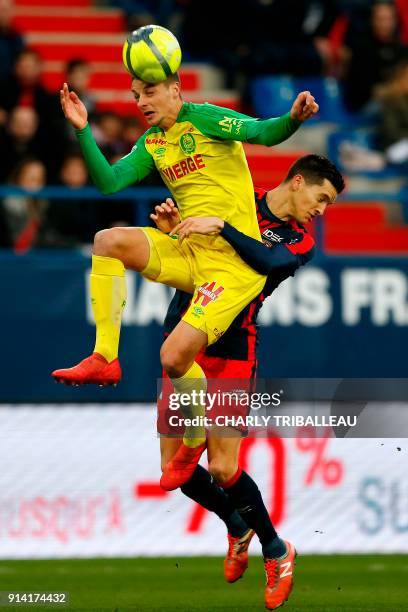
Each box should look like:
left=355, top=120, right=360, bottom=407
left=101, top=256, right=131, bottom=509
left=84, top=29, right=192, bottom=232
left=296, top=76, right=354, bottom=124
left=251, top=76, right=296, bottom=119
left=324, top=202, right=408, bottom=254
left=11, top=2, right=304, bottom=186
left=244, top=145, right=308, bottom=189
left=12, top=2, right=240, bottom=115
left=327, top=129, right=404, bottom=179
left=11, top=0, right=408, bottom=256
left=251, top=75, right=356, bottom=124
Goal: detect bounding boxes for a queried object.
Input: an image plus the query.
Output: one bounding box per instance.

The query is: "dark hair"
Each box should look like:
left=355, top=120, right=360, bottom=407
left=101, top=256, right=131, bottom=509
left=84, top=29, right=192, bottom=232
left=9, top=156, right=45, bottom=184
left=61, top=152, right=85, bottom=165
left=372, top=0, right=395, bottom=9
left=15, top=47, right=42, bottom=63
left=66, top=58, right=89, bottom=74
left=167, top=72, right=180, bottom=84
left=284, top=154, right=345, bottom=194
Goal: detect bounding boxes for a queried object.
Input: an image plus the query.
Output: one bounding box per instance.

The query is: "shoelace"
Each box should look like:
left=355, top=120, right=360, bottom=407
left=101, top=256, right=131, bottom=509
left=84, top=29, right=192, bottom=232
left=264, top=558, right=279, bottom=588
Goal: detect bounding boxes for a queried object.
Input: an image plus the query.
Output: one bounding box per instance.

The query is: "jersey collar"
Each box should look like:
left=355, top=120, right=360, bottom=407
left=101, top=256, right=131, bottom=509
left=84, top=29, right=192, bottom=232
left=175, top=101, right=188, bottom=123
left=258, top=192, right=286, bottom=225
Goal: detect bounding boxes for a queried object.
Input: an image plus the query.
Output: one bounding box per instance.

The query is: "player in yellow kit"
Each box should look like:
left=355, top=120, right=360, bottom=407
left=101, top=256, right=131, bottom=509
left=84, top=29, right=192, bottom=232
left=53, top=74, right=318, bottom=498
left=54, top=74, right=317, bottom=610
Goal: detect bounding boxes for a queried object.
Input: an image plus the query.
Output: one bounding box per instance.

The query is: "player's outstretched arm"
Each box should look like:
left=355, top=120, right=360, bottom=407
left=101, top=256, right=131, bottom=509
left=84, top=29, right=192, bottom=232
left=183, top=95, right=318, bottom=148
left=60, top=83, right=154, bottom=195
left=170, top=216, right=314, bottom=276
left=244, top=91, right=319, bottom=146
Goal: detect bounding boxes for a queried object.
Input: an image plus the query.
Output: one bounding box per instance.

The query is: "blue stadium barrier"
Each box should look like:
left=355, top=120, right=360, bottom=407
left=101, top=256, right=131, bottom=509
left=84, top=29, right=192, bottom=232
left=1, top=184, right=407, bottom=253
left=0, top=185, right=170, bottom=228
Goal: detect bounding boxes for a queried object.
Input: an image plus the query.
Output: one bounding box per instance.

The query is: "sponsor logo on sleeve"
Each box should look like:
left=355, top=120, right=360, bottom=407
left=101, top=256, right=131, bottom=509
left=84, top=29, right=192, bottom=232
left=218, top=116, right=244, bottom=135
left=262, top=227, right=303, bottom=246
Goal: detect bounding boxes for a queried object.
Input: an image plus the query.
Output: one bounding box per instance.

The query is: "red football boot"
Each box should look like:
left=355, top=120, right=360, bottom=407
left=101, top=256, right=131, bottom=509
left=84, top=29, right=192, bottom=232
left=52, top=353, right=121, bottom=386
left=224, top=528, right=255, bottom=583
left=160, top=441, right=206, bottom=491
left=264, top=540, right=297, bottom=610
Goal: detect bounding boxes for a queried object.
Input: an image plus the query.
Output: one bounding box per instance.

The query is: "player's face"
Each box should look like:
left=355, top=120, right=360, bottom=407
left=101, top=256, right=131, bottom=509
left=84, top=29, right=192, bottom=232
left=291, top=176, right=337, bottom=224
left=131, top=79, right=180, bottom=126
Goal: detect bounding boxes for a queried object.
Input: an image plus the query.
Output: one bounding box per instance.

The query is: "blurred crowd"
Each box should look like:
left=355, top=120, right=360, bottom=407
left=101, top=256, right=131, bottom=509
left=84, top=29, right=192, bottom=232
left=117, top=0, right=408, bottom=103
left=121, top=0, right=408, bottom=165
left=1, top=0, right=408, bottom=252
left=0, top=0, right=151, bottom=251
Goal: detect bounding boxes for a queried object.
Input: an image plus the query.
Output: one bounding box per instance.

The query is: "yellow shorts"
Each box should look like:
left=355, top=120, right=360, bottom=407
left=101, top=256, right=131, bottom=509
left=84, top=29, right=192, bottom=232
left=140, top=227, right=266, bottom=345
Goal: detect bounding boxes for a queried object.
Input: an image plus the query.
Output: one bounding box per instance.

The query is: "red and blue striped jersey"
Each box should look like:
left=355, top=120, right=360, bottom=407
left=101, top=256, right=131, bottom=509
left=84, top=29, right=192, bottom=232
left=163, top=188, right=315, bottom=360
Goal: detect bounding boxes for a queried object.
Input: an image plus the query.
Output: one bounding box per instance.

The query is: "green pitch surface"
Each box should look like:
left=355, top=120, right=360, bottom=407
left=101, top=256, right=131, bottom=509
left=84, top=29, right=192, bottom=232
left=0, top=555, right=407, bottom=611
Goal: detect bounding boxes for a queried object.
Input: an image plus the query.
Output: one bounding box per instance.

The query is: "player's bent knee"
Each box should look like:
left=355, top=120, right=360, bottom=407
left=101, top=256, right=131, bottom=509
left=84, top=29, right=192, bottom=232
left=93, top=228, right=124, bottom=259
left=208, top=459, right=238, bottom=485
left=160, top=346, right=186, bottom=378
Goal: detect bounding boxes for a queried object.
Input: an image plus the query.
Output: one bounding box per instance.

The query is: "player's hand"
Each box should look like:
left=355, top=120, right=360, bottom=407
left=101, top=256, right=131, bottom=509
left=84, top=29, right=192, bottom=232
left=170, top=216, right=225, bottom=243
left=150, top=198, right=181, bottom=233
left=60, top=82, right=88, bottom=130
left=290, top=91, right=319, bottom=122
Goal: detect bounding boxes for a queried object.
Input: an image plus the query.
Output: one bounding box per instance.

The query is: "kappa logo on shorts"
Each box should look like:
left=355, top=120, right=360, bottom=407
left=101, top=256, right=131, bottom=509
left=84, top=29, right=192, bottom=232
left=193, top=281, right=225, bottom=307
left=192, top=305, right=205, bottom=318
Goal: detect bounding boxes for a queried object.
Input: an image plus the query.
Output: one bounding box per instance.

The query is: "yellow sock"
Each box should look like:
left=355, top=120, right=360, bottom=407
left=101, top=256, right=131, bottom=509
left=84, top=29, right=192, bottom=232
left=171, top=361, right=207, bottom=448
left=90, top=254, right=127, bottom=363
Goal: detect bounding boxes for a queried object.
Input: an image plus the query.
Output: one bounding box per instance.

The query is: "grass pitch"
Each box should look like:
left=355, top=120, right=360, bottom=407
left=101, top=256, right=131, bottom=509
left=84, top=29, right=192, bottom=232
left=0, top=555, right=407, bottom=611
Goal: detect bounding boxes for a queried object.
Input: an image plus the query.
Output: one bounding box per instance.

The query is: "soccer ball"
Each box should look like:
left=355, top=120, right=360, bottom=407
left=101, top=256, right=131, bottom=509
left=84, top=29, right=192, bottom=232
left=122, top=25, right=182, bottom=83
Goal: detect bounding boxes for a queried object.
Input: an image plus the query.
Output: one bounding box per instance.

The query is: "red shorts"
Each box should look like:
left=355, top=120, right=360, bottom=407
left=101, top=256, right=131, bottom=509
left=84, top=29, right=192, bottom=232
left=157, top=352, right=257, bottom=436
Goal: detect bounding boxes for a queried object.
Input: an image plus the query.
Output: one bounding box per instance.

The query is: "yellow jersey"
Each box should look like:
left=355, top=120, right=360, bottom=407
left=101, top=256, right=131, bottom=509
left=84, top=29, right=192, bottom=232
left=76, top=101, right=301, bottom=242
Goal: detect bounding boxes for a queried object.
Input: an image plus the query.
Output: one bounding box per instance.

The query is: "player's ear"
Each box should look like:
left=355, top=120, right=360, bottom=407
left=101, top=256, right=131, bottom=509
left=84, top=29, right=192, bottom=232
left=291, top=174, right=303, bottom=191
left=171, top=80, right=181, bottom=98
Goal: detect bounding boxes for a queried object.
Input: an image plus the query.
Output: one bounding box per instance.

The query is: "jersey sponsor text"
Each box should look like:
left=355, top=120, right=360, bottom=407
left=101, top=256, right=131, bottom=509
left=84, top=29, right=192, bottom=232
left=161, top=154, right=206, bottom=182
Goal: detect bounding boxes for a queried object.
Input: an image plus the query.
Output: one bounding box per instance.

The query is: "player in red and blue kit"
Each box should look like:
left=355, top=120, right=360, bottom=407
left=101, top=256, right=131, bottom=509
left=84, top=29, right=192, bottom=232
left=154, top=155, right=344, bottom=610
